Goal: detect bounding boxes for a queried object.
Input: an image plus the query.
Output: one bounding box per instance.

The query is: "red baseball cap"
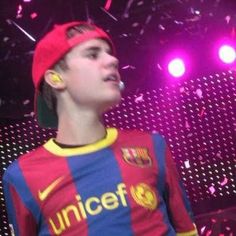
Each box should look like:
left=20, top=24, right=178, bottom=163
left=32, top=21, right=114, bottom=128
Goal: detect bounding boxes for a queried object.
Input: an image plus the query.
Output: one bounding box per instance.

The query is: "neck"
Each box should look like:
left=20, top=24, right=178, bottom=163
left=56, top=108, right=106, bottom=146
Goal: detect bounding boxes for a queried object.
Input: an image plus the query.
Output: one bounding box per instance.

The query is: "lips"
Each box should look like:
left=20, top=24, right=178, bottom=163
left=104, top=73, right=119, bottom=82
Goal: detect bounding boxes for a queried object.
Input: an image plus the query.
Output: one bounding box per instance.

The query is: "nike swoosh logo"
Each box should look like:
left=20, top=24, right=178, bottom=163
left=38, top=176, right=64, bottom=201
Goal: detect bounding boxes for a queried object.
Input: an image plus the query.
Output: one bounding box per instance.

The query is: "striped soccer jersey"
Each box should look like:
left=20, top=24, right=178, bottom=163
left=3, top=128, right=198, bottom=236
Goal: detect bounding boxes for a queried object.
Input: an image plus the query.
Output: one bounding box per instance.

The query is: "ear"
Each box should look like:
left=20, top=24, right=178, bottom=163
left=44, top=70, right=66, bottom=90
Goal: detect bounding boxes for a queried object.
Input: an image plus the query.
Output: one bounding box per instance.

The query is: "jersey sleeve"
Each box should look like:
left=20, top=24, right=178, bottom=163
left=164, top=145, right=198, bottom=236
left=3, top=169, right=37, bottom=236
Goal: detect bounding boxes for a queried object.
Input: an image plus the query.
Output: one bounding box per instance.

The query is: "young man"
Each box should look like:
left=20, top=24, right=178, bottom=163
left=3, top=21, right=198, bottom=236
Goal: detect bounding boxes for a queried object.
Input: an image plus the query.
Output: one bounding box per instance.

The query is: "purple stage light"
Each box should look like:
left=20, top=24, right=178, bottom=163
left=168, top=58, right=186, bottom=78
left=218, top=45, right=236, bottom=64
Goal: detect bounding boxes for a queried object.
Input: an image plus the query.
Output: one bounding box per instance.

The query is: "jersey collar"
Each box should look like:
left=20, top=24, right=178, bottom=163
left=43, top=128, right=118, bottom=156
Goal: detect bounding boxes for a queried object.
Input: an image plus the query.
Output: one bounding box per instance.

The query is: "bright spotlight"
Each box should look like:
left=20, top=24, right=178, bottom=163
left=218, top=45, right=236, bottom=64
left=168, top=58, right=186, bottom=77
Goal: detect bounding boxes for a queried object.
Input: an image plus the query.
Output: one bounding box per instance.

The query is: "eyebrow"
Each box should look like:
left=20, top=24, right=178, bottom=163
left=83, top=46, right=113, bottom=55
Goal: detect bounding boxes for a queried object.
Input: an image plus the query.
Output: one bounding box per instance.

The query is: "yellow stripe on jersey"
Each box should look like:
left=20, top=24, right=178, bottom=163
left=43, top=128, right=118, bottom=156
left=176, top=227, right=199, bottom=236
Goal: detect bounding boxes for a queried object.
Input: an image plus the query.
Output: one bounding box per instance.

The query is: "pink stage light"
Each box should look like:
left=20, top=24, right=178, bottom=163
left=168, top=58, right=186, bottom=77
left=218, top=45, right=236, bottom=64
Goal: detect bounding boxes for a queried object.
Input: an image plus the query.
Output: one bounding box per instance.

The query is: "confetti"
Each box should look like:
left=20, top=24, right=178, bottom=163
left=179, top=87, right=185, bottom=93
left=174, top=20, right=184, bottom=25
left=189, top=7, right=195, bottom=14
left=220, top=177, right=228, bottom=186
left=104, top=0, right=112, bottom=11
left=157, top=63, right=163, bottom=70
left=184, top=160, right=190, bottom=168
left=100, top=7, right=118, bottom=21
left=23, top=100, right=30, bottom=105
left=206, top=230, right=212, bottom=236
left=122, top=65, right=136, bottom=70
left=200, top=226, right=206, bottom=234
left=16, top=4, right=23, bottom=19
left=135, top=94, right=144, bottom=103
left=185, top=120, right=190, bottom=129
left=216, top=151, right=222, bottom=159
left=187, top=133, right=193, bottom=137
left=139, top=28, right=145, bottom=35
left=158, top=24, right=165, bottom=30
left=11, top=42, right=16, bottom=48
left=199, top=106, right=206, bottom=117
left=132, top=22, right=139, bottom=27
left=195, top=88, right=203, bottom=98
left=209, top=186, right=215, bottom=194
left=3, top=37, right=10, bottom=42
left=211, top=218, right=217, bottom=223
left=120, top=33, right=129, bottom=38
left=145, top=14, right=152, bottom=24
left=162, top=12, right=172, bottom=20
left=179, top=87, right=190, bottom=95
left=198, top=155, right=203, bottom=161
left=185, top=15, right=201, bottom=22
left=123, top=0, right=135, bottom=18
left=24, top=112, right=34, bottom=117
left=225, top=15, right=231, bottom=24
left=137, top=1, right=144, bottom=6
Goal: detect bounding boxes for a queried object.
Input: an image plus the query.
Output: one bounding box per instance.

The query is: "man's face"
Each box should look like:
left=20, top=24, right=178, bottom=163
left=61, top=38, right=121, bottom=112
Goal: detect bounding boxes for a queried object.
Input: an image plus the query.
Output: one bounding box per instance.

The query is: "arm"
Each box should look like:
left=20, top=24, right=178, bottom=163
left=3, top=173, right=37, bottom=236
left=164, top=146, right=198, bottom=236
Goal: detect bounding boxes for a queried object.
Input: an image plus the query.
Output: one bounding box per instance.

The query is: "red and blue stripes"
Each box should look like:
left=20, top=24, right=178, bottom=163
left=3, top=129, right=197, bottom=235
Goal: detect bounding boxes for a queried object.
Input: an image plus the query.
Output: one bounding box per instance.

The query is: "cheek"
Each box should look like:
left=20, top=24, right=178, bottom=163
left=69, top=62, right=100, bottom=81
left=64, top=60, right=102, bottom=99
left=65, top=73, right=96, bottom=103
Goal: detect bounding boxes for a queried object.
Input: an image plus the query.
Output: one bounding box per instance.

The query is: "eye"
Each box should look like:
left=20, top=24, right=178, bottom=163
left=106, top=50, right=114, bottom=56
left=87, top=52, right=98, bottom=59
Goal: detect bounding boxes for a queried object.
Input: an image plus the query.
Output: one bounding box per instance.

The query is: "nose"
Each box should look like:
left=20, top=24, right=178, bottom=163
left=104, top=53, right=119, bottom=70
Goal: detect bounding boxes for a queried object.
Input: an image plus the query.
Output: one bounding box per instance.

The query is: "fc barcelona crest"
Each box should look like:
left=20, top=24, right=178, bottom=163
left=121, top=148, right=152, bottom=167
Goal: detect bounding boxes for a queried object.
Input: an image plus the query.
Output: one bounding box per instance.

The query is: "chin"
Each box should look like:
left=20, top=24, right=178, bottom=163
left=100, top=94, right=122, bottom=113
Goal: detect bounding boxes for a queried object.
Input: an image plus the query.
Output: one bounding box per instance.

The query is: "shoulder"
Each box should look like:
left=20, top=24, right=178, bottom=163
left=3, top=144, right=48, bottom=183
left=117, top=128, right=166, bottom=144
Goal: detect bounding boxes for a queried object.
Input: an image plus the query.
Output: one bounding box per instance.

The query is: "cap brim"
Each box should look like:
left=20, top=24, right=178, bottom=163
left=34, top=90, right=58, bottom=129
